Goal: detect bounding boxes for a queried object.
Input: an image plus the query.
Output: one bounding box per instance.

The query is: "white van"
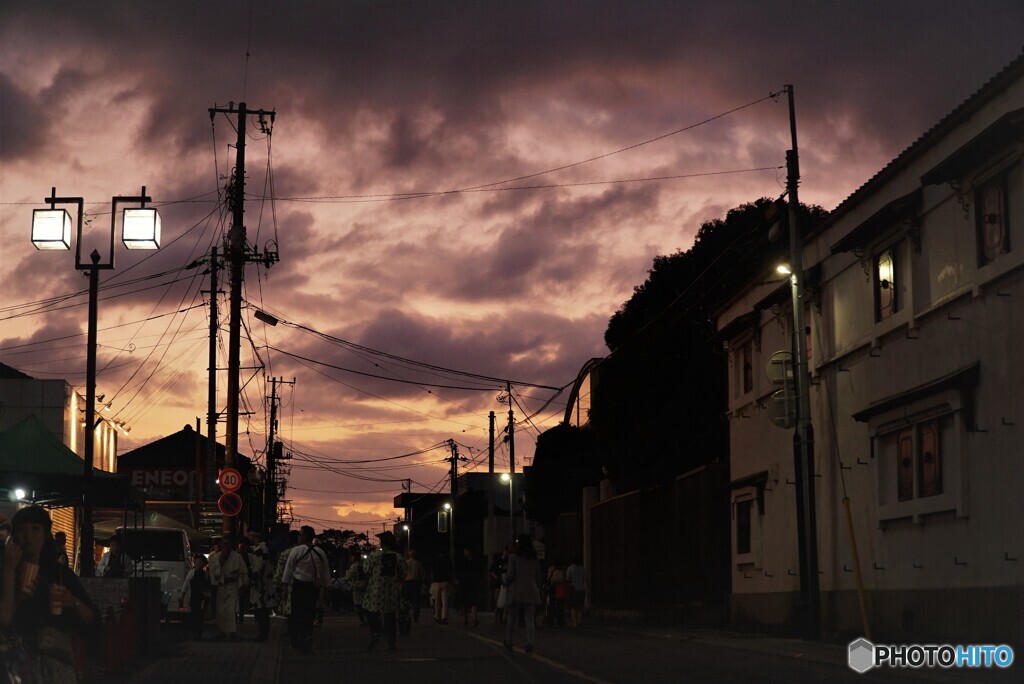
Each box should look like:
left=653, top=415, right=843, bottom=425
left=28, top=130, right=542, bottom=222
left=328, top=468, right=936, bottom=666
left=116, top=527, right=194, bottom=619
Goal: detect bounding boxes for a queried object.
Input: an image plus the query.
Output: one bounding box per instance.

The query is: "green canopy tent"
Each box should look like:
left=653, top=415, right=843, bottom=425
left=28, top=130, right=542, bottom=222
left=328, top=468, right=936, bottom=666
left=0, top=415, right=143, bottom=509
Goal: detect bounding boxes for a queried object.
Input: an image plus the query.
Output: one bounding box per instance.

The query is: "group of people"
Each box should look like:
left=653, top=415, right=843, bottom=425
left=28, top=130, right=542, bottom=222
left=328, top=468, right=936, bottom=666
left=0, top=506, right=98, bottom=684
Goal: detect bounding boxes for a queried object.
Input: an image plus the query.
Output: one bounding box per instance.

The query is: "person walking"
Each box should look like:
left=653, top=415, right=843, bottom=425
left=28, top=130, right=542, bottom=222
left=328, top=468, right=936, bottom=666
left=282, top=526, right=329, bottom=653
left=362, top=531, right=406, bottom=651
left=180, top=554, right=210, bottom=639
left=402, top=549, right=424, bottom=623
left=345, top=548, right=369, bottom=625
left=566, top=556, right=586, bottom=628
left=246, top=531, right=273, bottom=641
left=545, top=558, right=567, bottom=627
left=430, top=553, right=452, bottom=624
left=209, top=536, right=247, bottom=640
left=490, top=548, right=509, bottom=625
left=503, top=533, right=542, bottom=654
left=457, top=548, right=481, bottom=627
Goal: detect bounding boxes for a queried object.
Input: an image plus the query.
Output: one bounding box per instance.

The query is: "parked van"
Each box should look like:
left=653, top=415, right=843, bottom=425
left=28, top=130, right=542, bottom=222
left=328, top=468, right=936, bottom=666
left=116, top=527, right=194, bottom=619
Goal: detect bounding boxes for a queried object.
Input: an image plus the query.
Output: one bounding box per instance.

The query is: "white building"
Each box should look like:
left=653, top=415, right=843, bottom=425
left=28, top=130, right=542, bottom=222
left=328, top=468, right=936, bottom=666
left=716, top=52, right=1024, bottom=643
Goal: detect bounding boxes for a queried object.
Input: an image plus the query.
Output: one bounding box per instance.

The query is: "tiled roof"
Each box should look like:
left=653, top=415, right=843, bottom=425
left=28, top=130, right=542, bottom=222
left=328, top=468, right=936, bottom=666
left=823, top=48, right=1024, bottom=229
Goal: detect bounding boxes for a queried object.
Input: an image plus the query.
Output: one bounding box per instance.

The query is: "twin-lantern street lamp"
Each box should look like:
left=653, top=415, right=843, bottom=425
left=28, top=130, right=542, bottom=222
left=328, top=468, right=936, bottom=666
left=31, top=187, right=161, bottom=577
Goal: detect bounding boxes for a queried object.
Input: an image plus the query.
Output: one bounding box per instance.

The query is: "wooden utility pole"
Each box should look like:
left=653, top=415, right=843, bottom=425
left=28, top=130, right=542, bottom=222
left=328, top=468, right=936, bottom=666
left=488, top=411, right=495, bottom=474
left=208, top=102, right=276, bottom=535
left=206, top=245, right=218, bottom=520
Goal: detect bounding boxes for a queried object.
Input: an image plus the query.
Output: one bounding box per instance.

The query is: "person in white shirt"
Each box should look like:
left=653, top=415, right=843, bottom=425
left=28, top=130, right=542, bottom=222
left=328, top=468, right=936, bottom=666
left=97, top=537, right=134, bottom=577
left=209, top=536, right=247, bottom=639
left=282, top=525, right=329, bottom=653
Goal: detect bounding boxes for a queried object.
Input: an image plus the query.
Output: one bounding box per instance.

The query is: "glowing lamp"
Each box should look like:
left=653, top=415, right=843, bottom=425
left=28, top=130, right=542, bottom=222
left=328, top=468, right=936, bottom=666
left=31, top=209, right=72, bottom=250
left=122, top=208, right=161, bottom=249
left=776, top=264, right=792, bottom=275
left=443, top=502, right=451, bottom=510
left=14, top=488, right=26, bottom=501
left=500, top=473, right=511, bottom=483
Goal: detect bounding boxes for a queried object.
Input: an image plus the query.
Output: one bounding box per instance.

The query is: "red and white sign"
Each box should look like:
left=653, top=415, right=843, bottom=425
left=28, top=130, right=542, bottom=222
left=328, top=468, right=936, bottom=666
left=218, top=492, right=243, bottom=517
left=219, top=468, right=242, bottom=493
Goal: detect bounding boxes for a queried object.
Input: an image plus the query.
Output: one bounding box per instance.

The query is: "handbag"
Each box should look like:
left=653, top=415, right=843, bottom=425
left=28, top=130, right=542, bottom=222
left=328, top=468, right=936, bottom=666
left=496, top=586, right=508, bottom=609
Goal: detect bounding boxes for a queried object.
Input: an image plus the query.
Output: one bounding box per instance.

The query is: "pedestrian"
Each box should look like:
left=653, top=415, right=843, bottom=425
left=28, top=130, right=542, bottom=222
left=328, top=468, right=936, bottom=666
left=180, top=554, right=210, bottom=639
left=545, top=557, right=567, bottom=627
left=362, top=531, right=406, bottom=651
left=1, top=505, right=98, bottom=683
left=97, top=536, right=133, bottom=577
left=52, top=532, right=69, bottom=567
left=236, top=537, right=252, bottom=625
left=209, top=535, right=247, bottom=640
left=566, top=556, right=586, bottom=628
left=430, top=553, right=453, bottom=624
left=282, top=525, right=329, bottom=653
left=457, top=548, right=481, bottom=627
left=344, top=549, right=369, bottom=624
left=503, top=533, right=542, bottom=654
left=274, top=530, right=300, bottom=620
left=247, top=531, right=273, bottom=641
left=489, top=549, right=509, bottom=625
left=402, top=549, right=424, bottom=623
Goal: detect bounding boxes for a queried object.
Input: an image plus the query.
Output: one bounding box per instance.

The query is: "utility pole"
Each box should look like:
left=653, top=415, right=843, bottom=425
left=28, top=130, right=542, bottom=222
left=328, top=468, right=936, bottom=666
left=448, top=439, right=459, bottom=566
left=266, top=376, right=278, bottom=537
left=208, top=102, right=277, bottom=535
left=488, top=411, right=495, bottom=474
left=265, top=376, right=294, bottom=537
left=783, top=84, right=820, bottom=641
left=206, top=245, right=219, bottom=523
left=506, top=382, right=516, bottom=539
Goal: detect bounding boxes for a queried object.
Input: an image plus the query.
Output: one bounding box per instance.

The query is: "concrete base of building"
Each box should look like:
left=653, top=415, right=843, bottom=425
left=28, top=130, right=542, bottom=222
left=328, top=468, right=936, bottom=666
left=730, top=586, right=1024, bottom=644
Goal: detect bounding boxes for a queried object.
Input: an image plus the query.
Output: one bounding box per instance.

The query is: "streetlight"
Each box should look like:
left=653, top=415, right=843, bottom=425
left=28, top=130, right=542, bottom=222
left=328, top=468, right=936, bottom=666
left=402, top=523, right=411, bottom=552
left=443, top=502, right=454, bottom=565
left=500, top=472, right=515, bottom=545
left=31, top=186, right=161, bottom=577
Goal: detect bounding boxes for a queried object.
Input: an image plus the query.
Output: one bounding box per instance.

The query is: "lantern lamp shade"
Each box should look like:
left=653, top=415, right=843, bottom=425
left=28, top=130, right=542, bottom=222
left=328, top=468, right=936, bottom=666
left=122, top=208, right=161, bottom=249
left=31, top=209, right=72, bottom=250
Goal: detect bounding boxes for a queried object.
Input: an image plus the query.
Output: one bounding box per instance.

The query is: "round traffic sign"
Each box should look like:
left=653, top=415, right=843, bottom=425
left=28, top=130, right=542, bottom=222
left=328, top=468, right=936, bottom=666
left=218, top=492, right=243, bottom=517
left=219, top=468, right=242, bottom=493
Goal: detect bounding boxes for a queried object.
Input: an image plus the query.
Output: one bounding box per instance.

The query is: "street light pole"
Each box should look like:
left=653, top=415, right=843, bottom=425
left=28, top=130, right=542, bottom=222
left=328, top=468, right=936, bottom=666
left=32, top=187, right=160, bottom=577
left=783, top=84, right=821, bottom=640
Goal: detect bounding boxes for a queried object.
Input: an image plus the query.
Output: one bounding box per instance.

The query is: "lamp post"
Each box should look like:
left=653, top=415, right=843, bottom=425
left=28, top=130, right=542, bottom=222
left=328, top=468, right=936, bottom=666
left=443, top=502, right=454, bottom=566
left=500, top=472, right=515, bottom=545
left=402, top=523, right=411, bottom=552
left=31, top=187, right=161, bottom=577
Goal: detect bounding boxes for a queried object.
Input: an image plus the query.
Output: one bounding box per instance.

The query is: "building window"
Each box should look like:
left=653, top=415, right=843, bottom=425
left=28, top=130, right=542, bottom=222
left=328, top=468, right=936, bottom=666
left=874, top=247, right=897, bottom=321
left=742, top=342, right=754, bottom=395
left=892, top=415, right=949, bottom=502
left=976, top=174, right=1009, bottom=266
left=735, top=499, right=752, bottom=555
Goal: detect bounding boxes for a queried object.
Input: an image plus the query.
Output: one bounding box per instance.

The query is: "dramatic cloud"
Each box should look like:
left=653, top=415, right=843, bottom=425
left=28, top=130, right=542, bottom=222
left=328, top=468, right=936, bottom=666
left=2, top=0, right=1022, bottom=529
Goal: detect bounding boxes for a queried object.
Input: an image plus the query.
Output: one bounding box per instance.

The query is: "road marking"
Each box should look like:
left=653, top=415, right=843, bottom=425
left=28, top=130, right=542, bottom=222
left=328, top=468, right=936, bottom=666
left=463, top=630, right=616, bottom=684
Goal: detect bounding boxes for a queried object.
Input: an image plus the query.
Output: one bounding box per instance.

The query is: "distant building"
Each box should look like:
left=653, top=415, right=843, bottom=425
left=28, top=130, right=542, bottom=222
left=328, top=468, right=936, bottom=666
left=716, top=51, right=1024, bottom=642
left=114, top=423, right=259, bottom=539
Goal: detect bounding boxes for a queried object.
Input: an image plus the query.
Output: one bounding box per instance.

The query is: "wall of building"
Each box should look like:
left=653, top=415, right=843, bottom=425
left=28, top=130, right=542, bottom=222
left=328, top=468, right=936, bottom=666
left=719, top=68, right=1024, bottom=642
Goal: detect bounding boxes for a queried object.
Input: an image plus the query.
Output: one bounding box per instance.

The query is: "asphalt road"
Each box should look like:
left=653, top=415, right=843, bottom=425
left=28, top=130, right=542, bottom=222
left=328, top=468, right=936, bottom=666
left=275, top=614, right=1020, bottom=684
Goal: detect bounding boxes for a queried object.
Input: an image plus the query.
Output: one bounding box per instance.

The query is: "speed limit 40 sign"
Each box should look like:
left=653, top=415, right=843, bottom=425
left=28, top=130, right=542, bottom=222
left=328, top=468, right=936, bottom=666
left=219, top=468, right=242, bottom=493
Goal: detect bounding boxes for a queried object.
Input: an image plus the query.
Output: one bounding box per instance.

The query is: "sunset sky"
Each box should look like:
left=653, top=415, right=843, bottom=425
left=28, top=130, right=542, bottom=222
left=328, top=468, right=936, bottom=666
left=2, top=1, right=1022, bottom=532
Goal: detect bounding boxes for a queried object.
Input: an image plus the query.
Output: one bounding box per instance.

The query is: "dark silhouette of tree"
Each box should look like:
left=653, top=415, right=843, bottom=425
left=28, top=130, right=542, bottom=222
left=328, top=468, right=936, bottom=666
left=594, top=198, right=827, bottom=486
